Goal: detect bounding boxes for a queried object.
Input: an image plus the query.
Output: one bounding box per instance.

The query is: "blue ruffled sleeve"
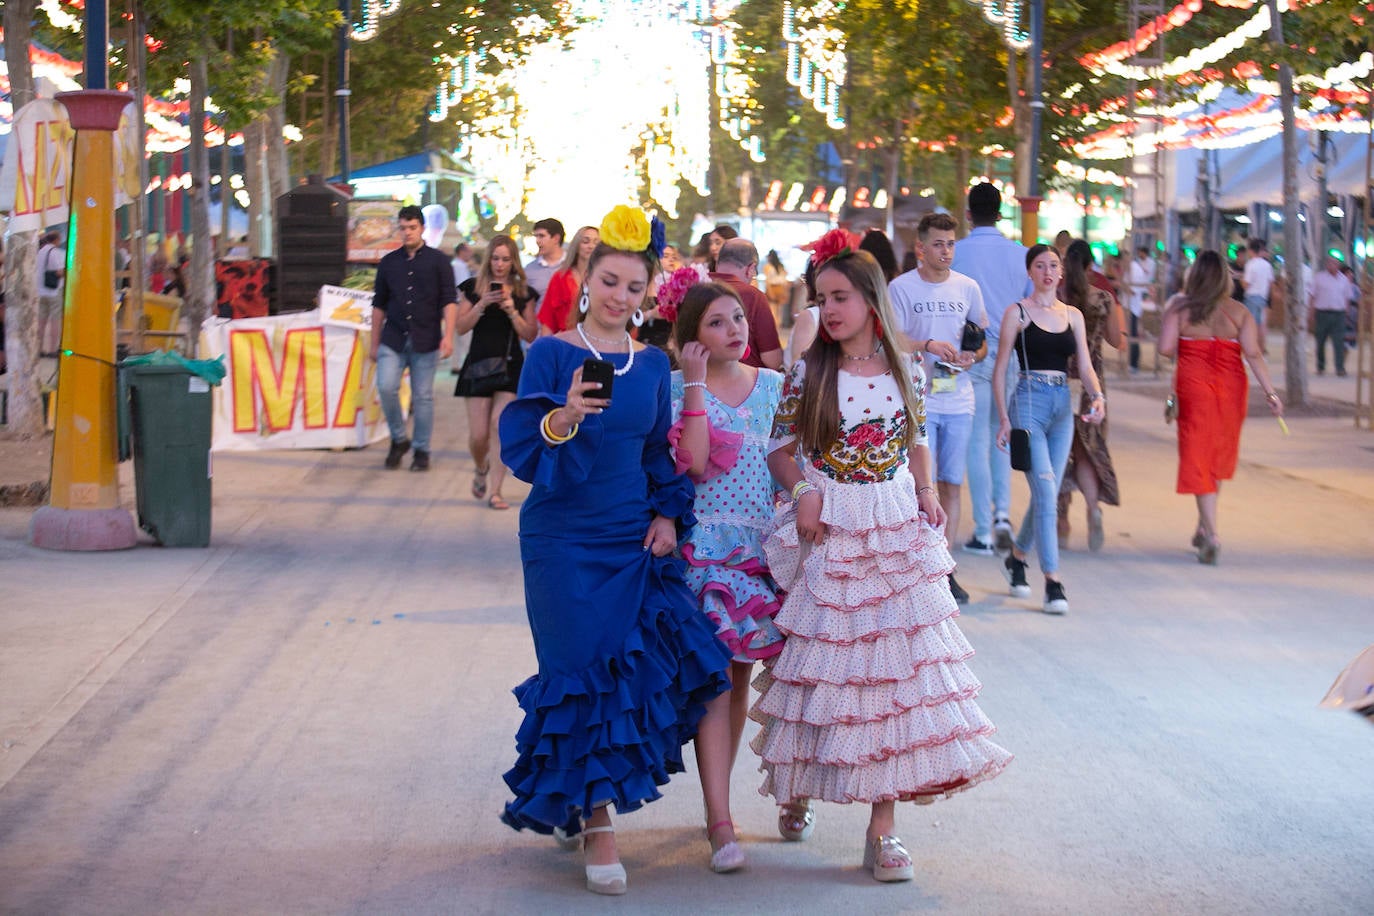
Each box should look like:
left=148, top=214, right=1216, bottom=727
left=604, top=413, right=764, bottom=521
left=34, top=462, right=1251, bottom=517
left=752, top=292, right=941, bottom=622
left=643, top=351, right=697, bottom=535
left=499, top=338, right=606, bottom=489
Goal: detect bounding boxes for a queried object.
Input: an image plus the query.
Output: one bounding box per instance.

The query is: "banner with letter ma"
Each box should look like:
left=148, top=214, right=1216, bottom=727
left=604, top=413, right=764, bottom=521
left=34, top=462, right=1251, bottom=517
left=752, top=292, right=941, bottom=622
left=200, top=310, right=392, bottom=451
left=0, top=99, right=141, bottom=231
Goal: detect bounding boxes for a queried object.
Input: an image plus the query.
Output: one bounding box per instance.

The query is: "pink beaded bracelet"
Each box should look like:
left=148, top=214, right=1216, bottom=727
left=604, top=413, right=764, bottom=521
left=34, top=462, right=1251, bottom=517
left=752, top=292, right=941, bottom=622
left=680, top=409, right=707, bottom=417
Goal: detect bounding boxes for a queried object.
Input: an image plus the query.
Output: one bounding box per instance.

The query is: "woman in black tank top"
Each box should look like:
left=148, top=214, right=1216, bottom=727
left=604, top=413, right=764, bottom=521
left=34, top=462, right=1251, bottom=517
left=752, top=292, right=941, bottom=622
left=989, top=244, right=1106, bottom=616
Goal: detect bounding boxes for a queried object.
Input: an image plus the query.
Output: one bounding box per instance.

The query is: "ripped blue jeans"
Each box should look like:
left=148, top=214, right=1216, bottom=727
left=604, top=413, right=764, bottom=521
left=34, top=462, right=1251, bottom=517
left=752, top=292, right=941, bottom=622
left=1008, top=374, right=1074, bottom=576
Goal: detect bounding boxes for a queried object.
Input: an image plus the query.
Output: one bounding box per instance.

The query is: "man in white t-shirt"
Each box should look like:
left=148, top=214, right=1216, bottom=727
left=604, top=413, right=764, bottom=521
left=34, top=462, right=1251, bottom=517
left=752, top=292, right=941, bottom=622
left=523, top=217, right=564, bottom=299
left=1125, top=246, right=1155, bottom=372
left=888, top=212, right=988, bottom=605
left=1241, top=237, right=1273, bottom=345
left=36, top=232, right=66, bottom=356
left=1308, top=255, right=1353, bottom=376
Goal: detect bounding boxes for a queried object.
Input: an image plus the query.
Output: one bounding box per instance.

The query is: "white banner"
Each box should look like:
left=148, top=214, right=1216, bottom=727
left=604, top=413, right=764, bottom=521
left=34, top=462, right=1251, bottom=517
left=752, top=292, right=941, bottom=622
left=0, top=99, right=141, bottom=231
left=200, top=309, right=392, bottom=452
left=318, top=284, right=374, bottom=331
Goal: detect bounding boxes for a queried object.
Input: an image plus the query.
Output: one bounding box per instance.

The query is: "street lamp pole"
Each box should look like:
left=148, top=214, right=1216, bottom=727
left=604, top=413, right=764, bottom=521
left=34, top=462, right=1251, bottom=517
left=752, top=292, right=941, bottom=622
left=1019, top=0, right=1045, bottom=247
left=85, top=0, right=108, bottom=89
left=337, top=0, right=352, bottom=183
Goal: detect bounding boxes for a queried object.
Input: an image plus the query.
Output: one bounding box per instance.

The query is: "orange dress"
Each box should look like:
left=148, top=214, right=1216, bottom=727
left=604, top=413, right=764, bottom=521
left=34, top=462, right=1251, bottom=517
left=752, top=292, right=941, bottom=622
left=1174, top=337, right=1247, bottom=494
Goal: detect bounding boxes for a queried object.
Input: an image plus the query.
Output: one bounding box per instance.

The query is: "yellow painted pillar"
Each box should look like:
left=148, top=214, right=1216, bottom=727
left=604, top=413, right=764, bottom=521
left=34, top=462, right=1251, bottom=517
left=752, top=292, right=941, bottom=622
left=30, top=90, right=138, bottom=551
left=1018, top=196, right=1043, bottom=248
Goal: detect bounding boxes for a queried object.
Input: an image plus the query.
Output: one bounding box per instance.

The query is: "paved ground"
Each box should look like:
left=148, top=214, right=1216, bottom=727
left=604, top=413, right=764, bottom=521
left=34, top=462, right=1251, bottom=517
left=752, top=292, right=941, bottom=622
left=2, top=352, right=1372, bottom=915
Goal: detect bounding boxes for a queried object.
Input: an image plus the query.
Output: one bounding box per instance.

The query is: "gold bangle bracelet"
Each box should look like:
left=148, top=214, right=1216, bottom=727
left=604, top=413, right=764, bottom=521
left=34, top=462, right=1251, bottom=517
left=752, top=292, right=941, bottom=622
left=542, top=410, right=578, bottom=443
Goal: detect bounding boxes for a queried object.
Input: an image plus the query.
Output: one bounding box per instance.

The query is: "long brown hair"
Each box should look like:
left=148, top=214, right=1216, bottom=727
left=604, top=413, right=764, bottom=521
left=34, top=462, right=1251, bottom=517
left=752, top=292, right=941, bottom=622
left=560, top=226, right=603, bottom=330
left=559, top=226, right=599, bottom=277
left=796, top=250, right=923, bottom=453
left=1178, top=250, right=1232, bottom=324
left=476, top=235, right=529, bottom=300
left=673, top=282, right=742, bottom=351
left=1062, top=239, right=1094, bottom=312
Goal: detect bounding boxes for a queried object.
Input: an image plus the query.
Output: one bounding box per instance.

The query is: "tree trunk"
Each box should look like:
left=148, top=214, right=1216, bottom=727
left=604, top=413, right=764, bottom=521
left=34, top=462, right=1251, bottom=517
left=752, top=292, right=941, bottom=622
left=1268, top=0, right=1307, bottom=406
left=2, top=0, right=45, bottom=438
left=955, top=146, right=972, bottom=236
left=268, top=53, right=292, bottom=201
left=884, top=120, right=901, bottom=241
left=243, top=117, right=268, bottom=257
left=187, top=53, right=215, bottom=354
left=318, top=61, right=335, bottom=180
left=1008, top=54, right=1031, bottom=198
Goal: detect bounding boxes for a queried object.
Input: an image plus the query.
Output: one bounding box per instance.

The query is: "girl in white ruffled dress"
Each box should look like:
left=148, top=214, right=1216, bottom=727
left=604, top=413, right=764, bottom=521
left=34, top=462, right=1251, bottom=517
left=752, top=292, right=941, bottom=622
left=751, top=241, right=1012, bottom=883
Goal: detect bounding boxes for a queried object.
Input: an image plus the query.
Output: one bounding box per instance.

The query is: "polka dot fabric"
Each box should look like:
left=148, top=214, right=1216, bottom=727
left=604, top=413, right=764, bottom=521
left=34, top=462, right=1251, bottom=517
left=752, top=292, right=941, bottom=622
left=671, top=369, right=786, bottom=662
left=750, top=372, right=1012, bottom=804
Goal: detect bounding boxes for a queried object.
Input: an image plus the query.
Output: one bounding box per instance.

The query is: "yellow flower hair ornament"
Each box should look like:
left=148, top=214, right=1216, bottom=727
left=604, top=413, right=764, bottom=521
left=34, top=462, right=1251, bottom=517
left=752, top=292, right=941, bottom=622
left=599, top=205, right=667, bottom=258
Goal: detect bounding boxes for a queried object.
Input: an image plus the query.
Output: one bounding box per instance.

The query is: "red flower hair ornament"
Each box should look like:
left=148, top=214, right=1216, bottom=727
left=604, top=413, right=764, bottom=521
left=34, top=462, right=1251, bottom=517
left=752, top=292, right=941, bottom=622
left=802, top=228, right=864, bottom=270
left=654, top=266, right=700, bottom=323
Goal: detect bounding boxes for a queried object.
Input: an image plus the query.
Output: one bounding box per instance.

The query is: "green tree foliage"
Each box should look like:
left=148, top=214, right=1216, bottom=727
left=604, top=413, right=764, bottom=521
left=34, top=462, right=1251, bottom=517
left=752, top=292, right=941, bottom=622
left=286, top=1, right=573, bottom=174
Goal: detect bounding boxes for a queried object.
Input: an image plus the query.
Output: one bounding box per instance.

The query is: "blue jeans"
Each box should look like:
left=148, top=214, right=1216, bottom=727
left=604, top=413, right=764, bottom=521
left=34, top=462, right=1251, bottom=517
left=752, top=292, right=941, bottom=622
left=967, top=357, right=1014, bottom=542
left=1243, top=294, right=1267, bottom=330
left=376, top=341, right=439, bottom=451
left=1008, top=375, right=1074, bottom=576
left=926, top=412, right=973, bottom=484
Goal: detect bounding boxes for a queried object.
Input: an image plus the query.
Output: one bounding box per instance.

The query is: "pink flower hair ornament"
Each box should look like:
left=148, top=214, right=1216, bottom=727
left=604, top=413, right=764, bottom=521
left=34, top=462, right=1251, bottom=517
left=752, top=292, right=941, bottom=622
left=654, top=266, right=700, bottom=323
left=801, top=228, right=864, bottom=270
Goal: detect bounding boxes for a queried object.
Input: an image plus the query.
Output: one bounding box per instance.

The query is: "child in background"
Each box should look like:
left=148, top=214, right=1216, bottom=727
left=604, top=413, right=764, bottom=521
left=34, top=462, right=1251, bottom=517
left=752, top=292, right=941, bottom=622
left=751, top=237, right=1012, bottom=883
left=667, top=281, right=786, bottom=874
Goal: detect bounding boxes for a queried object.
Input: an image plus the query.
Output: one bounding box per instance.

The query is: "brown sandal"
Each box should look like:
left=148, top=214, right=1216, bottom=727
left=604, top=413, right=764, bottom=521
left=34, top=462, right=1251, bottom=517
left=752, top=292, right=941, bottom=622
left=488, top=494, right=510, bottom=511
left=471, top=465, right=489, bottom=500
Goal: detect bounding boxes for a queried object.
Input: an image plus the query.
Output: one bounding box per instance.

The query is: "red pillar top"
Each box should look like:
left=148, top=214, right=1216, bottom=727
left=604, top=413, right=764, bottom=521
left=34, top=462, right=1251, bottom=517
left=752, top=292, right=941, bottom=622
left=56, top=90, right=134, bottom=131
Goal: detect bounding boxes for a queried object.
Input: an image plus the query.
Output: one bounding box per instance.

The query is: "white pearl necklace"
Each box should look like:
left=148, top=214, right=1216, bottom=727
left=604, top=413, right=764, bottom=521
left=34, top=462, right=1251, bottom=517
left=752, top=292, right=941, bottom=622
left=844, top=341, right=883, bottom=361
left=577, top=322, right=636, bottom=376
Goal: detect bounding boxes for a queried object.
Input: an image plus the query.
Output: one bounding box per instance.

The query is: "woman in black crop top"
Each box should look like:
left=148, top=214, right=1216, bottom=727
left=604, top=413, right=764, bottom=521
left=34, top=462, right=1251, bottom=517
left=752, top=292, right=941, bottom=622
left=990, top=244, right=1105, bottom=615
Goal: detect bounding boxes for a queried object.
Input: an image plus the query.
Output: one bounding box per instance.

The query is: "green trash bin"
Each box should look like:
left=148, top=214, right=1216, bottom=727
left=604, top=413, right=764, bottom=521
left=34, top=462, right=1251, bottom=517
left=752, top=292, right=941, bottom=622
left=119, top=362, right=215, bottom=546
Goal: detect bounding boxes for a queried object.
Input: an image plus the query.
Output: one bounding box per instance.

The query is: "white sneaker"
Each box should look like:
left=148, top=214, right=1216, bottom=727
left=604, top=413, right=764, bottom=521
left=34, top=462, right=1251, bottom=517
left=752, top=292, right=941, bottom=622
left=1044, top=580, right=1069, bottom=615
left=992, top=517, right=1014, bottom=557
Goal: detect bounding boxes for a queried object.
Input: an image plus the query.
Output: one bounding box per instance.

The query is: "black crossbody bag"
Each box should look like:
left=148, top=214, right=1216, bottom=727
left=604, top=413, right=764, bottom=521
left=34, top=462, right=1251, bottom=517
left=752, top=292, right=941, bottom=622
left=1009, top=304, right=1033, bottom=472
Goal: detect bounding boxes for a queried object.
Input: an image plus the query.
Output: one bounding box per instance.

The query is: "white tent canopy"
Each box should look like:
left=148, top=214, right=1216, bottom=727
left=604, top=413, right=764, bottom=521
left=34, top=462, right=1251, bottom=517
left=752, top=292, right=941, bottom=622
left=1124, top=86, right=1371, bottom=218
left=1141, top=130, right=1371, bottom=216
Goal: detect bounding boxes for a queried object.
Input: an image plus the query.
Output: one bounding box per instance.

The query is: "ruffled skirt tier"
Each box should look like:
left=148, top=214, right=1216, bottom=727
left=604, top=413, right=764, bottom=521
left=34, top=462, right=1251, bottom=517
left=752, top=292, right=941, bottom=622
left=501, top=554, right=731, bottom=835
left=682, top=523, right=785, bottom=662
left=751, top=466, right=1012, bottom=804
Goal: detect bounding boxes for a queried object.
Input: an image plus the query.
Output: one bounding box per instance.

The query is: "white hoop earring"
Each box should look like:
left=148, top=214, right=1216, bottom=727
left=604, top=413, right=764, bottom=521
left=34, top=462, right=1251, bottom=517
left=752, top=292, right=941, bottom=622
left=631, top=308, right=644, bottom=328
left=579, top=290, right=590, bottom=314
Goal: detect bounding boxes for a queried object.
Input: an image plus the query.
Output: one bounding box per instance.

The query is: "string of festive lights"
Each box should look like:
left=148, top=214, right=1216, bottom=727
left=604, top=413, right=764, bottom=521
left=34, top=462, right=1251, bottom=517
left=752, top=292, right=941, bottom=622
left=425, top=1, right=714, bottom=226
left=352, top=0, right=403, bottom=42
left=963, top=0, right=1031, bottom=53
left=700, top=1, right=767, bottom=162
left=1085, top=0, right=1332, bottom=81
left=783, top=1, right=847, bottom=129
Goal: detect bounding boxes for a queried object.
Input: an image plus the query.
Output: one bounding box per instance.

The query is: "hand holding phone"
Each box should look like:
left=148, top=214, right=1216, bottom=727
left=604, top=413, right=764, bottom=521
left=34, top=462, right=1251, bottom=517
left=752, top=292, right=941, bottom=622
left=581, top=358, right=615, bottom=401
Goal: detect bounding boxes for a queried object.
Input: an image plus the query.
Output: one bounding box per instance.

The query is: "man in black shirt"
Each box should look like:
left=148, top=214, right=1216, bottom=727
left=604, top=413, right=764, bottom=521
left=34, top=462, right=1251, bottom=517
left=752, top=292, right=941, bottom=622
left=370, top=205, right=458, bottom=470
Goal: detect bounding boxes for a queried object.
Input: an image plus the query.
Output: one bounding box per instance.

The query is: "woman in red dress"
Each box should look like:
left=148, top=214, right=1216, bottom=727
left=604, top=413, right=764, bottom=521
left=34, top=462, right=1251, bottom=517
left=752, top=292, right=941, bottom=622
left=1158, top=251, right=1283, bottom=564
left=537, top=225, right=600, bottom=334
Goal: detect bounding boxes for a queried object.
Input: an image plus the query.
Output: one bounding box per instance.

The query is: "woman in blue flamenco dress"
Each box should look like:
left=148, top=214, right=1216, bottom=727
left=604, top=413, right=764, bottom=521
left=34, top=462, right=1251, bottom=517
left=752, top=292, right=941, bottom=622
left=497, top=206, right=732, bottom=896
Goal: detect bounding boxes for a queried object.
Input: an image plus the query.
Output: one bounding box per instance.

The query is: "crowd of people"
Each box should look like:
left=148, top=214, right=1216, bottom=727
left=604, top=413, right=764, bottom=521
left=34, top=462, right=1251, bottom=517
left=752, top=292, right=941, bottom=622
left=361, top=192, right=1334, bottom=896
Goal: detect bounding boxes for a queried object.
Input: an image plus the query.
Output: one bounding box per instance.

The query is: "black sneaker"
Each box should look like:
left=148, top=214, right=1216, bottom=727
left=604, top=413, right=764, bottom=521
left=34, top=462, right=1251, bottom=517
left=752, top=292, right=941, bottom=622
left=411, top=449, right=430, bottom=471
left=1002, top=555, right=1032, bottom=599
left=962, top=536, right=995, bottom=557
left=1043, top=579, right=1069, bottom=615
left=384, top=438, right=410, bottom=469
left=948, top=573, right=969, bottom=605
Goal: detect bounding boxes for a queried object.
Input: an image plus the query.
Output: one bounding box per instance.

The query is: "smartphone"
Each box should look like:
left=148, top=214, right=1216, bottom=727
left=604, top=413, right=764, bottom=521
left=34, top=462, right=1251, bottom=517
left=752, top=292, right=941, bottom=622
left=491, top=282, right=503, bottom=291
left=582, top=358, right=615, bottom=400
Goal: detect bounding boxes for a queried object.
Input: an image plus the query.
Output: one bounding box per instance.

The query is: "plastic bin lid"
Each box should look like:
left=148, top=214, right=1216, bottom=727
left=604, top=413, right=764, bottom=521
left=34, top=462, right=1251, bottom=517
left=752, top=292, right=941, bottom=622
left=120, top=349, right=226, bottom=386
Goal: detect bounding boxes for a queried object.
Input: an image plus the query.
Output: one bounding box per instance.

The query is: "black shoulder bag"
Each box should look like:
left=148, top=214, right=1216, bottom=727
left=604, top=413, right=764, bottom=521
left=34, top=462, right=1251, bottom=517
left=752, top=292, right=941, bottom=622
left=458, top=328, right=515, bottom=397
left=1009, top=304, right=1033, bottom=472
